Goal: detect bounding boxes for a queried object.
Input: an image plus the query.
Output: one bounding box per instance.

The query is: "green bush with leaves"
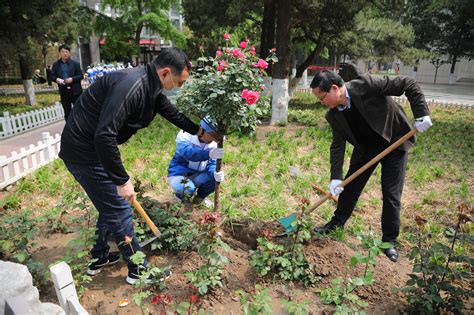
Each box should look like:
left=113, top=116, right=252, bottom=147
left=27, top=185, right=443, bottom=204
left=185, top=212, right=230, bottom=295
left=139, top=196, right=199, bottom=252
left=176, top=33, right=277, bottom=135
left=236, top=284, right=273, bottom=315
left=249, top=217, right=319, bottom=286
left=401, top=205, right=473, bottom=315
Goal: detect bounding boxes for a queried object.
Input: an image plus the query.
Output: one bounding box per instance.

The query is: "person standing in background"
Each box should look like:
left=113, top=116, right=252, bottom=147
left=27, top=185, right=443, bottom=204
left=50, top=44, right=83, bottom=121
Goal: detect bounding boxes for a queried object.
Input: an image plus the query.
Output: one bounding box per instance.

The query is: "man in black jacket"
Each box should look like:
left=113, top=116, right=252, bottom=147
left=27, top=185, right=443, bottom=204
left=50, top=44, right=83, bottom=121
left=60, top=48, right=221, bottom=284
left=311, top=70, right=432, bottom=262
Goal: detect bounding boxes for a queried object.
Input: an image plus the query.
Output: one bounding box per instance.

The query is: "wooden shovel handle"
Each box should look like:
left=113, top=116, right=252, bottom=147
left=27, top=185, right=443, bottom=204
left=311, top=183, right=338, bottom=203
left=131, top=199, right=161, bottom=237
left=305, top=128, right=418, bottom=216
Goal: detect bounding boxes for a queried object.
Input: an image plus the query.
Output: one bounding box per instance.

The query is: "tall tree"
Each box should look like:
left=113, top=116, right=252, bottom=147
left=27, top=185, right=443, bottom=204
left=94, top=0, right=186, bottom=64
left=0, top=0, right=78, bottom=105
left=427, top=0, right=474, bottom=84
left=288, top=0, right=366, bottom=93
left=270, top=0, right=291, bottom=125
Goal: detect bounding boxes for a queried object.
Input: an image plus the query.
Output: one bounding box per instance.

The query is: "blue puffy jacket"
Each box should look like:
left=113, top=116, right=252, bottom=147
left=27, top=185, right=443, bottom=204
left=168, top=130, right=217, bottom=177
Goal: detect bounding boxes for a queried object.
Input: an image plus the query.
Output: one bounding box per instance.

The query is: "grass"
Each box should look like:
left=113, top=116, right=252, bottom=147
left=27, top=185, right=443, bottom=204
left=0, top=92, right=60, bottom=115
left=0, top=92, right=472, bottom=248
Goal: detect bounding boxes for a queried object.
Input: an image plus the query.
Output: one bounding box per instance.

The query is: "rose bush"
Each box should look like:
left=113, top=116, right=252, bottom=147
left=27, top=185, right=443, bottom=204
left=176, top=34, right=277, bottom=135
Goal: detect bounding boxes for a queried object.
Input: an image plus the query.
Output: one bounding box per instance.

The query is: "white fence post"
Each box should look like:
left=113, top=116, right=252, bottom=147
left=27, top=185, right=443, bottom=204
left=42, top=132, right=55, bottom=162
left=50, top=262, right=88, bottom=315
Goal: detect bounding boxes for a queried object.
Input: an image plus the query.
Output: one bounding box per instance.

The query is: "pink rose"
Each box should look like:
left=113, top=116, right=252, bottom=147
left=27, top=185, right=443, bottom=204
left=254, top=59, right=268, bottom=69
left=241, top=89, right=249, bottom=99
left=260, top=84, right=265, bottom=90
left=217, top=60, right=227, bottom=72
left=239, top=41, right=247, bottom=49
left=224, top=33, right=230, bottom=40
left=232, top=48, right=245, bottom=59
left=250, top=46, right=256, bottom=55
left=245, top=91, right=260, bottom=105
left=216, top=50, right=222, bottom=57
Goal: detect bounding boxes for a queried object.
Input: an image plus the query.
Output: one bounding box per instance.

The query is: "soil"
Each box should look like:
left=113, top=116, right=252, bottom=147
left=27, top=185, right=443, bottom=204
left=32, top=203, right=415, bottom=315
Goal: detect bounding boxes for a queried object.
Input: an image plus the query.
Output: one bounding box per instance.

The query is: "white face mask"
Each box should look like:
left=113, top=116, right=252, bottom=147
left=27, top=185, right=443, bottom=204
left=162, top=73, right=182, bottom=97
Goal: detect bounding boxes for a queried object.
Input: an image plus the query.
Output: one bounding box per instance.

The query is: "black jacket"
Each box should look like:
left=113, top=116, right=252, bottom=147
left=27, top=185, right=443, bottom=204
left=59, top=63, right=200, bottom=185
left=50, top=58, right=83, bottom=96
left=326, top=74, right=429, bottom=180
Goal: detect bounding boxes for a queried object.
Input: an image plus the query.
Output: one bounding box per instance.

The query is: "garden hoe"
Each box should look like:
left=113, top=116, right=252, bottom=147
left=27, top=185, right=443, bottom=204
left=278, top=128, right=418, bottom=236
left=131, top=199, right=161, bottom=247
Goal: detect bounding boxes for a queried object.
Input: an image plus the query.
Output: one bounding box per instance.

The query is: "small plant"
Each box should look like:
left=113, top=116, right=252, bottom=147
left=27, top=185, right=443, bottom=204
left=281, top=298, right=311, bottom=315
left=315, top=228, right=392, bottom=314
left=401, top=204, right=473, bottom=314
left=249, top=199, right=319, bottom=286
left=185, top=212, right=230, bottom=295
left=126, top=235, right=168, bottom=315
left=139, top=196, right=199, bottom=253
left=57, top=192, right=97, bottom=296
left=236, top=284, right=273, bottom=315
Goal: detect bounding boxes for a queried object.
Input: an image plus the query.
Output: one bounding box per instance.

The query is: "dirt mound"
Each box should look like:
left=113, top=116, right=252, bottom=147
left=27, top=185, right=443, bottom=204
left=35, top=215, right=414, bottom=314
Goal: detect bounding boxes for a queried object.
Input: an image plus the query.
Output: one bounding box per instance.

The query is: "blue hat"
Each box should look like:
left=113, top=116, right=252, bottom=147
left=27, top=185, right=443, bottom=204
left=200, top=117, right=217, bottom=133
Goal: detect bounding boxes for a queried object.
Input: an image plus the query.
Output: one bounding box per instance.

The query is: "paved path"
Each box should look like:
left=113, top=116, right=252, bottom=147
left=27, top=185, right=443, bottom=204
left=0, top=120, right=65, bottom=157
left=417, top=83, right=474, bottom=106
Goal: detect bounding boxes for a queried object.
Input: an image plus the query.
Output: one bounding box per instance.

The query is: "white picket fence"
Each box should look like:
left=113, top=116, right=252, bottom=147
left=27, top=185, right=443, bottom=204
left=0, top=132, right=61, bottom=189
left=0, top=102, right=64, bottom=139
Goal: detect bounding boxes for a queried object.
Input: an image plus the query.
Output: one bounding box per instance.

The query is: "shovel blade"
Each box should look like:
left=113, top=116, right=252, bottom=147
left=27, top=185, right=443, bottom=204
left=139, top=236, right=158, bottom=248
left=278, top=213, right=298, bottom=234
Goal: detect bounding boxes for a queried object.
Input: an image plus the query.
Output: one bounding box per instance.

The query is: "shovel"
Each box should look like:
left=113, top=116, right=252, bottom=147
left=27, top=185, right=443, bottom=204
left=278, top=128, right=418, bottom=235
left=288, top=166, right=338, bottom=203
left=131, top=199, right=161, bottom=247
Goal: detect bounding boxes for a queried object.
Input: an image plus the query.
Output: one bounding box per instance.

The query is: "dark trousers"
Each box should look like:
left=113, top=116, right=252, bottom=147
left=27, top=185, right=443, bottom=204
left=331, top=147, right=408, bottom=243
left=60, top=89, right=80, bottom=121
left=65, top=162, right=145, bottom=271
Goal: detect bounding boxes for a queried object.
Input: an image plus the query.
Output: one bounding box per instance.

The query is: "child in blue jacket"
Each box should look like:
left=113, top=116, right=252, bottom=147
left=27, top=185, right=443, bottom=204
left=168, top=119, right=224, bottom=207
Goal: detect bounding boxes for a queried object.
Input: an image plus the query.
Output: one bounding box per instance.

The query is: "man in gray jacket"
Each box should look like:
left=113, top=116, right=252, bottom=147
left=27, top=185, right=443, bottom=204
left=60, top=48, right=219, bottom=284
left=311, top=70, right=432, bottom=262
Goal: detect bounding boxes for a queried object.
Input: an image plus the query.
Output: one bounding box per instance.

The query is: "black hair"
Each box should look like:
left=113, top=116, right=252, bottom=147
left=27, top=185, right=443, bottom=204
left=153, top=47, right=191, bottom=75
left=310, top=70, right=344, bottom=92
left=58, top=44, right=71, bottom=52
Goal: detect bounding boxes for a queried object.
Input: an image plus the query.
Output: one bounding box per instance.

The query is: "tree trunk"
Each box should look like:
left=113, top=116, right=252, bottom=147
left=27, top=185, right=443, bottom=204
left=449, top=55, right=457, bottom=85
left=271, top=0, right=291, bottom=125
left=19, top=54, right=36, bottom=105
left=259, top=0, right=276, bottom=77
left=288, top=42, right=324, bottom=95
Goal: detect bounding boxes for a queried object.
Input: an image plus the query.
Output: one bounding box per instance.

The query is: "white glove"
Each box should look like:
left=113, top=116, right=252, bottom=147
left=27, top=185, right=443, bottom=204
left=209, top=148, right=224, bottom=159
left=329, top=179, right=344, bottom=196
left=56, top=78, right=65, bottom=85
left=414, top=115, right=432, bottom=133
left=214, top=171, right=224, bottom=182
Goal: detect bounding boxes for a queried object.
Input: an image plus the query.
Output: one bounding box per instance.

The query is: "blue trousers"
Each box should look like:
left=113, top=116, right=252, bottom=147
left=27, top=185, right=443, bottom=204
left=65, top=162, right=144, bottom=271
left=168, top=171, right=216, bottom=200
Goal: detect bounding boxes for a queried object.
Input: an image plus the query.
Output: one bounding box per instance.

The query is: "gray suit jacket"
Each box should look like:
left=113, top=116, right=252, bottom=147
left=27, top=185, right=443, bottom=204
left=326, top=74, right=430, bottom=180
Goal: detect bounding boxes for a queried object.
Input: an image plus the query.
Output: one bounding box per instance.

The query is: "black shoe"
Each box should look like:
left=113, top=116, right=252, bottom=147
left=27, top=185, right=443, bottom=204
left=313, top=221, right=343, bottom=235
left=384, top=247, right=399, bottom=262
left=87, top=252, right=121, bottom=276
left=126, top=268, right=172, bottom=285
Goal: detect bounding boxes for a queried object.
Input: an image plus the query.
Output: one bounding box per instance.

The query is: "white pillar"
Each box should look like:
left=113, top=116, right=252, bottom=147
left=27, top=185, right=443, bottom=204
left=270, top=78, right=289, bottom=125
left=302, top=69, right=308, bottom=87
left=50, top=262, right=88, bottom=315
